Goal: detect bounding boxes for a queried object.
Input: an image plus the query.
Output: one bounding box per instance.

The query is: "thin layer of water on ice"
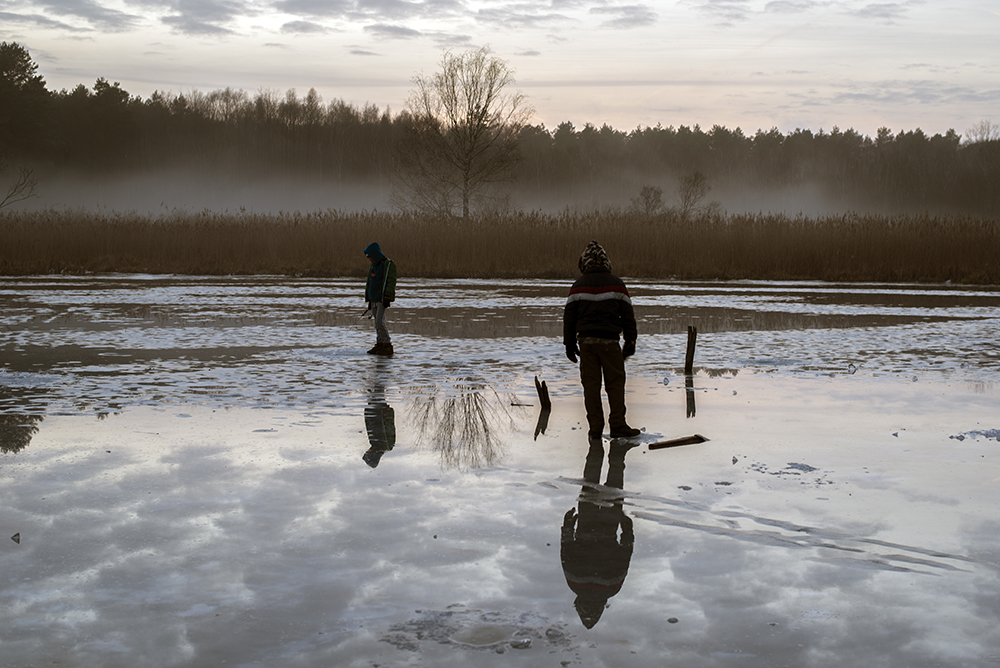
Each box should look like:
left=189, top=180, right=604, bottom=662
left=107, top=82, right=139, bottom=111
left=2, top=276, right=999, bottom=667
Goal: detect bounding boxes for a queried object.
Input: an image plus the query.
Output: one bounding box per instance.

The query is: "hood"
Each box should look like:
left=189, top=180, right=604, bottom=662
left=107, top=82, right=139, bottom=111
left=574, top=594, right=608, bottom=629
left=578, top=240, right=611, bottom=273
left=364, top=242, right=385, bottom=263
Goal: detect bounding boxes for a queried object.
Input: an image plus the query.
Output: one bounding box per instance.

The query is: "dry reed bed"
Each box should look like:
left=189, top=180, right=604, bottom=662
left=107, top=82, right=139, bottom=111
left=1, top=209, right=998, bottom=283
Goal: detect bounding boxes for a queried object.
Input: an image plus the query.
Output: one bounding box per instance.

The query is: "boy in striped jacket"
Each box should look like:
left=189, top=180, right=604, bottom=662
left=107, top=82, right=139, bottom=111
left=563, top=241, right=641, bottom=439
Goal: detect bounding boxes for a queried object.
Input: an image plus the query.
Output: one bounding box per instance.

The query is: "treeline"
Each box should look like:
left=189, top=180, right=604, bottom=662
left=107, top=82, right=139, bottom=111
left=2, top=42, right=999, bottom=215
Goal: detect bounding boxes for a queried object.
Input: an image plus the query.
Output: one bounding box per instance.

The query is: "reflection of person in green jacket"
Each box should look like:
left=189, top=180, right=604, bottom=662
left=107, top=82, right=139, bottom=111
left=561, top=437, right=635, bottom=628
left=363, top=242, right=397, bottom=357
left=363, top=364, right=396, bottom=468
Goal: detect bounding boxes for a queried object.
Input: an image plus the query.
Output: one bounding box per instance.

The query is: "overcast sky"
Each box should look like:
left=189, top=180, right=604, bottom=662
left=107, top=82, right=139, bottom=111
left=2, top=0, right=998, bottom=137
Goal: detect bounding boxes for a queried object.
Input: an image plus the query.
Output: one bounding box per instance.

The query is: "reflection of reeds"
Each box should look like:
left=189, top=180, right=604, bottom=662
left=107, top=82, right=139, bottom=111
left=2, top=209, right=997, bottom=283
left=407, top=377, right=518, bottom=471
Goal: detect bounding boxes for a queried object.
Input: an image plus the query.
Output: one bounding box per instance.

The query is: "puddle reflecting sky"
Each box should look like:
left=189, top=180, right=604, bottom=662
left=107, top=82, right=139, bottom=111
left=1, top=276, right=999, bottom=667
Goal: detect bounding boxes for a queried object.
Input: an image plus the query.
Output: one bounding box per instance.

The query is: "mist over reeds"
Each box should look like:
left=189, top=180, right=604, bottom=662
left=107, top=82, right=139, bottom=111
left=2, top=209, right=997, bottom=284
left=4, top=41, right=1000, bottom=218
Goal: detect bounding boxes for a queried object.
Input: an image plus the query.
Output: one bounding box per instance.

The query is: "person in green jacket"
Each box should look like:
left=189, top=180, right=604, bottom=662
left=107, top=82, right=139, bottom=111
left=364, top=242, right=397, bottom=356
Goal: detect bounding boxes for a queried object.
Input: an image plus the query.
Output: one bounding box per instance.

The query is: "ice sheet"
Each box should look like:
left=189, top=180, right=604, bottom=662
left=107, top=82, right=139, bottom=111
left=1, top=276, right=999, bottom=667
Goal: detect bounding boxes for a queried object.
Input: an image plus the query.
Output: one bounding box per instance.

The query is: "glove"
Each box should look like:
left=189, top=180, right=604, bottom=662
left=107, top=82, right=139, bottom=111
left=622, top=340, right=636, bottom=359
left=382, top=298, right=391, bottom=308
left=565, top=344, right=578, bottom=363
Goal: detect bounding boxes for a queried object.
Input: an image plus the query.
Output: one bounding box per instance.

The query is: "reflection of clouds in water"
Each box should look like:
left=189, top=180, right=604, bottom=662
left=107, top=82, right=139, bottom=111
left=2, top=402, right=1000, bottom=666
left=407, top=377, right=520, bottom=471
left=558, top=435, right=1000, bottom=665
left=0, top=443, right=370, bottom=665
left=0, top=409, right=571, bottom=667
left=627, top=489, right=986, bottom=575
left=616, top=531, right=999, bottom=668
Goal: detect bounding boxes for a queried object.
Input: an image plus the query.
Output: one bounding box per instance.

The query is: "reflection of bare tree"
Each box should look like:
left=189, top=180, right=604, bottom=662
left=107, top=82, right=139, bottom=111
left=0, top=414, right=43, bottom=454
left=408, top=377, right=518, bottom=471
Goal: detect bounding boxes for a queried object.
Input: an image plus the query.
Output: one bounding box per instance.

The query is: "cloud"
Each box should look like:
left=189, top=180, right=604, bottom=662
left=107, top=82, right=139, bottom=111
left=161, top=15, right=233, bottom=34
left=280, top=19, right=327, bottom=32
left=358, top=21, right=468, bottom=45
left=424, top=30, right=471, bottom=46
left=691, top=0, right=922, bottom=25
left=474, top=6, right=573, bottom=28
left=589, top=3, right=657, bottom=29
left=825, top=80, right=1000, bottom=107
left=0, top=9, right=84, bottom=30
left=848, top=1, right=924, bottom=23
left=516, top=49, right=541, bottom=56
left=127, top=0, right=257, bottom=36
left=357, top=0, right=465, bottom=20
left=271, top=0, right=352, bottom=17
left=34, top=0, right=142, bottom=31
left=349, top=48, right=380, bottom=55
left=273, top=0, right=464, bottom=21
left=685, top=0, right=755, bottom=24
left=362, top=22, right=421, bottom=38
left=764, top=0, right=830, bottom=12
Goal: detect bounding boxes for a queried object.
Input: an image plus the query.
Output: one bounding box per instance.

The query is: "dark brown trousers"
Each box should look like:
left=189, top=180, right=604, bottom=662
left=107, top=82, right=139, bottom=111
left=579, top=339, right=628, bottom=435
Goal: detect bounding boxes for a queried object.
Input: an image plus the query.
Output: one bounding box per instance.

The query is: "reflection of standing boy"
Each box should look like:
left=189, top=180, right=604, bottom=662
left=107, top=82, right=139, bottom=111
left=561, top=437, right=635, bottom=628
left=363, top=361, right=396, bottom=467
left=563, top=241, right=640, bottom=439
left=364, top=242, right=397, bottom=356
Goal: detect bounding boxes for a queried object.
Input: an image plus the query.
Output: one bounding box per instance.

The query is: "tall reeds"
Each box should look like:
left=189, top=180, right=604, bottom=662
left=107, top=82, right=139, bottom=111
left=1, top=209, right=997, bottom=283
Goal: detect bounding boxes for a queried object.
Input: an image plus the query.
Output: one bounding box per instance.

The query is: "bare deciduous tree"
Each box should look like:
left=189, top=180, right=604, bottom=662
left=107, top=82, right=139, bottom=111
left=965, top=119, right=999, bottom=144
left=0, top=152, right=38, bottom=210
left=393, top=47, right=533, bottom=218
left=629, top=184, right=665, bottom=216
left=675, top=171, right=714, bottom=220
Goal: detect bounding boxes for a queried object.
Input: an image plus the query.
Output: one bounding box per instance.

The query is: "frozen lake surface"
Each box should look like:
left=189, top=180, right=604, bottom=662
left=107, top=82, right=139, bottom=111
left=2, top=276, right=1000, bottom=667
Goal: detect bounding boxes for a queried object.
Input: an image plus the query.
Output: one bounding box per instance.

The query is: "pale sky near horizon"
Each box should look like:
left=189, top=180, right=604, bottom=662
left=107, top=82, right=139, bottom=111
left=2, top=0, right=998, bottom=138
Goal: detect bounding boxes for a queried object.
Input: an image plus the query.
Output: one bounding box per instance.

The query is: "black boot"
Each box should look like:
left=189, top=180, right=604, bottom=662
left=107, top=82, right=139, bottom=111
left=609, top=425, right=641, bottom=438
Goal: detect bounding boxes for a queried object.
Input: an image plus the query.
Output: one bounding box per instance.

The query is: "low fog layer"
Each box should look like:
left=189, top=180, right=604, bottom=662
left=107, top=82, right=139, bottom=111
left=16, top=170, right=391, bottom=215
left=15, top=169, right=873, bottom=218
left=519, top=176, right=860, bottom=218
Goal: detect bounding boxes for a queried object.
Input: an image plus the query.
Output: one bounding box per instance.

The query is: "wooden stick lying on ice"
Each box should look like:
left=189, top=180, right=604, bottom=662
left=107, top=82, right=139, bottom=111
left=649, top=434, right=709, bottom=450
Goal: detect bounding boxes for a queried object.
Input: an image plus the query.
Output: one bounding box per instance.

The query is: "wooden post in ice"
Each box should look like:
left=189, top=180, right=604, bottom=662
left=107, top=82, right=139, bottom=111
left=534, top=376, right=552, bottom=410
left=533, top=376, right=552, bottom=440
left=684, top=326, right=697, bottom=375
left=684, top=326, right=697, bottom=418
